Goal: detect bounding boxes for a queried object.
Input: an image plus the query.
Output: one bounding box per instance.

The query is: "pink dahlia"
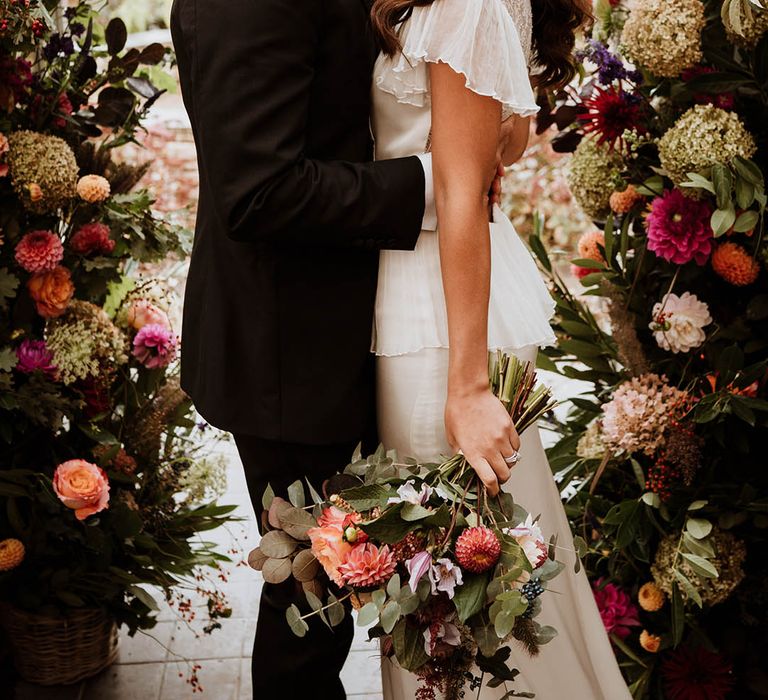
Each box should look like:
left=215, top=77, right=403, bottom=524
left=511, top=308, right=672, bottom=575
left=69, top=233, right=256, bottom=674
left=70, top=222, right=115, bottom=256
left=338, top=543, right=396, bottom=588
left=14, top=230, right=64, bottom=273
left=15, top=339, right=57, bottom=378
left=132, top=323, right=178, bottom=369
left=646, top=189, right=714, bottom=265
left=455, top=527, right=501, bottom=573
left=592, top=578, right=640, bottom=640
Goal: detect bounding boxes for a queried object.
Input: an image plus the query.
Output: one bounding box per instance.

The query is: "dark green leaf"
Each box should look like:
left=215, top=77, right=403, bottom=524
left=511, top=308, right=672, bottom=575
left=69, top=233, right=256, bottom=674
left=453, top=572, right=489, bottom=623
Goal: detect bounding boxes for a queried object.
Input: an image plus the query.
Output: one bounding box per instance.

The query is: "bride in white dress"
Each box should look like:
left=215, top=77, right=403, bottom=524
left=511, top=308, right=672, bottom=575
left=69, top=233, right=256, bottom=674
left=369, top=0, right=632, bottom=697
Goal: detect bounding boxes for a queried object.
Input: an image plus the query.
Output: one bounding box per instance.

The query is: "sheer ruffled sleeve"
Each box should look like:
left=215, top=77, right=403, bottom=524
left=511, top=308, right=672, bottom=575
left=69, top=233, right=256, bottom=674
left=375, top=0, right=539, bottom=119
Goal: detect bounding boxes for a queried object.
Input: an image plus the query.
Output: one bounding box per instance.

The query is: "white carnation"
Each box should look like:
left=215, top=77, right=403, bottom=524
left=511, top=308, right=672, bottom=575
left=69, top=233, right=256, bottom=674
left=650, top=292, right=711, bottom=354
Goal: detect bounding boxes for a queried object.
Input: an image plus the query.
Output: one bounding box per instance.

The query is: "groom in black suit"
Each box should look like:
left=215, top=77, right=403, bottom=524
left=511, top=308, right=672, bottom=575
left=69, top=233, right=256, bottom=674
left=170, top=0, right=436, bottom=697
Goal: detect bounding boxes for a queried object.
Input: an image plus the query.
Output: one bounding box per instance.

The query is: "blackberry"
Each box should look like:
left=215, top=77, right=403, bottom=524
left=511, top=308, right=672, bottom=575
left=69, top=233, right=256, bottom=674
left=521, top=579, right=545, bottom=602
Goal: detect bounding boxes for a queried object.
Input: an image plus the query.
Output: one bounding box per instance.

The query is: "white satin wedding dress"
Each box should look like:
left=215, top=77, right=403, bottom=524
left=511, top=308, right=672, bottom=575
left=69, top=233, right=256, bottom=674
left=371, top=0, right=632, bottom=698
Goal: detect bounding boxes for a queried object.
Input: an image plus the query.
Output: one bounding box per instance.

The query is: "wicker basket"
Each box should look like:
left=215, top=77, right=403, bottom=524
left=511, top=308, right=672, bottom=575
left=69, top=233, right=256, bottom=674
left=0, top=605, right=118, bottom=685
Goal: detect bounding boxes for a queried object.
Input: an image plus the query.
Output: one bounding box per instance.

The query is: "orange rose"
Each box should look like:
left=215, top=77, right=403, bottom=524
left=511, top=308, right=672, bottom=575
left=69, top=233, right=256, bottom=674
left=307, top=525, right=353, bottom=587
left=53, top=459, right=110, bottom=521
left=27, top=266, right=74, bottom=318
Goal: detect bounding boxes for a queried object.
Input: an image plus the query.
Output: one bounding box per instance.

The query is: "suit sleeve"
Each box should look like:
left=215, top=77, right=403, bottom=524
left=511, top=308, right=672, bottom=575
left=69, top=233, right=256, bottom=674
left=172, top=0, right=425, bottom=250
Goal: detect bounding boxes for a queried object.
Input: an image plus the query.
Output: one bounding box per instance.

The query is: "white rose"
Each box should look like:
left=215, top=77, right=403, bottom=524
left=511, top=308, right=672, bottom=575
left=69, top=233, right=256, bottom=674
left=650, top=292, right=712, bottom=354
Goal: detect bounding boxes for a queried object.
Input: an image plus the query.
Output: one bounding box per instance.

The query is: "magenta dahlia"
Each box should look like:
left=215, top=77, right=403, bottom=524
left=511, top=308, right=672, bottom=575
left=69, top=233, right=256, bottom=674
left=661, top=645, right=734, bottom=700
left=592, top=578, right=640, bottom=640
left=132, top=323, right=178, bottom=369
left=14, top=230, right=64, bottom=273
left=15, top=339, right=57, bottom=378
left=646, top=189, right=714, bottom=265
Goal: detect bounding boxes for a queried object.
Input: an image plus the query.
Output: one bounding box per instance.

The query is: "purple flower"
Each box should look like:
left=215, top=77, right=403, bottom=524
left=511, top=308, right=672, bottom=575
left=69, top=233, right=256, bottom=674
left=406, top=551, right=432, bottom=593
left=429, top=558, right=463, bottom=599
left=15, top=339, right=57, bottom=378
left=132, top=323, right=178, bottom=369
left=579, top=40, right=641, bottom=86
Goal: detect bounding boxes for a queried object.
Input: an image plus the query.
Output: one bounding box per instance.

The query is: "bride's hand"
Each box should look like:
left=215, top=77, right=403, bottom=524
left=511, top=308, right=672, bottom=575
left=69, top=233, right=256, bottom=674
left=445, top=386, right=521, bottom=496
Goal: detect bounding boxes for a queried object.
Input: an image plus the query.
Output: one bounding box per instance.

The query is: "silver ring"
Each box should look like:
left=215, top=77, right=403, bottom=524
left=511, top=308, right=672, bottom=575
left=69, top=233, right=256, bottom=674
left=504, top=451, right=520, bottom=466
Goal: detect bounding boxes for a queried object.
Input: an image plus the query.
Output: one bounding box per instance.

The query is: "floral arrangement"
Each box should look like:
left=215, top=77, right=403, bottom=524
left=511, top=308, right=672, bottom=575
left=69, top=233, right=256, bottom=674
left=250, top=354, right=562, bottom=700
left=0, top=0, right=235, bottom=639
left=528, top=0, right=768, bottom=697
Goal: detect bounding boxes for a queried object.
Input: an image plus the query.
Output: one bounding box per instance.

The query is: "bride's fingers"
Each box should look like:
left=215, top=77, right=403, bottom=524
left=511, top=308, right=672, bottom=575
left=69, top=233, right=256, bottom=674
left=487, top=452, right=512, bottom=486
left=467, top=454, right=500, bottom=496
left=509, top=424, right=521, bottom=452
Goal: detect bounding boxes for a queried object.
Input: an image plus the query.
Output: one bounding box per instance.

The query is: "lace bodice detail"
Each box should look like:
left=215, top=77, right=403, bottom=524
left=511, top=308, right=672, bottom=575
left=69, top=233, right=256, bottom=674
left=501, top=0, right=533, bottom=66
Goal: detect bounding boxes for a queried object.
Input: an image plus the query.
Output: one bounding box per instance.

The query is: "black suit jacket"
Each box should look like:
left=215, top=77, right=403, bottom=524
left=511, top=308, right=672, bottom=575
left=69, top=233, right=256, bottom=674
left=171, top=0, right=426, bottom=443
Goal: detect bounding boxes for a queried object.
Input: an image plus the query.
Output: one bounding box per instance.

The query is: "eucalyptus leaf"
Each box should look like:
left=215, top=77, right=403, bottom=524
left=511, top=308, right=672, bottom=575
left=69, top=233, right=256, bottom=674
left=286, top=604, right=309, bottom=638
left=261, top=557, right=293, bottom=584
left=260, top=530, right=298, bottom=559
left=380, top=601, right=402, bottom=634
left=287, top=480, right=306, bottom=509
left=357, top=602, right=380, bottom=627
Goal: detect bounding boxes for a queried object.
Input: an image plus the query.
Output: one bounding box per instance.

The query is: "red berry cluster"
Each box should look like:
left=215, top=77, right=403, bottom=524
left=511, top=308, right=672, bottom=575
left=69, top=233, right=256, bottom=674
left=646, top=461, right=682, bottom=501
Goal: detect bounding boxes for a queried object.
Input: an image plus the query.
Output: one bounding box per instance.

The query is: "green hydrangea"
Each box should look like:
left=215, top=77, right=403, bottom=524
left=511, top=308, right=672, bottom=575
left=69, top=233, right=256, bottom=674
left=47, top=301, right=128, bottom=385
left=7, top=131, right=79, bottom=214
left=566, top=137, right=624, bottom=220
left=651, top=529, right=746, bottom=606
left=658, top=105, right=757, bottom=185
left=621, top=0, right=705, bottom=78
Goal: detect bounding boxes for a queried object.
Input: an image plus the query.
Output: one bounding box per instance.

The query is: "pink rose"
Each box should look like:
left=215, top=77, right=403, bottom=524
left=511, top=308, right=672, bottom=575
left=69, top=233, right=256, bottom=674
left=53, top=459, right=110, bottom=521
left=307, top=525, right=353, bottom=587
left=126, top=300, right=170, bottom=331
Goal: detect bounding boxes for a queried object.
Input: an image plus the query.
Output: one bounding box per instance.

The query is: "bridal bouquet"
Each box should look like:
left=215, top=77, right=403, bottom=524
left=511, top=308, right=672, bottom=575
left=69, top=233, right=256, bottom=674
left=250, top=354, right=561, bottom=699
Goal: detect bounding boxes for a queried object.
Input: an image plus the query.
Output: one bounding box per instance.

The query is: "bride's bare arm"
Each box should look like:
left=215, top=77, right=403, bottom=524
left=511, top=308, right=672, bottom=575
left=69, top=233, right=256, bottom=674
left=429, top=62, right=521, bottom=496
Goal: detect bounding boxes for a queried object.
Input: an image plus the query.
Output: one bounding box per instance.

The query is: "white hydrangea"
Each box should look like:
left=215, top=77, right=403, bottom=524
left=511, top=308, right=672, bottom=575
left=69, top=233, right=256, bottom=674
left=178, top=455, right=228, bottom=504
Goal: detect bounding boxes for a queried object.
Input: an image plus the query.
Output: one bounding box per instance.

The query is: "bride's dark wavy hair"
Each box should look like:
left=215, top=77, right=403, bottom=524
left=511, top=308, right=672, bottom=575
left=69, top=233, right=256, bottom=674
left=371, top=0, right=592, bottom=91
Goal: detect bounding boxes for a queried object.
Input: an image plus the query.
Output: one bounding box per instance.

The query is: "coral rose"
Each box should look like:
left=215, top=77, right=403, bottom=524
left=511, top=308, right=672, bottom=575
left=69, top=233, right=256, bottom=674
left=53, top=459, right=110, bottom=521
left=308, top=524, right=353, bottom=587
left=126, top=299, right=170, bottom=331
left=27, top=265, right=74, bottom=318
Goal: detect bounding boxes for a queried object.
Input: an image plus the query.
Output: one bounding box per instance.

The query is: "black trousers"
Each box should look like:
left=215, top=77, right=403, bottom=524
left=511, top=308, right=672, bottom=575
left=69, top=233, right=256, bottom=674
left=234, top=434, right=358, bottom=700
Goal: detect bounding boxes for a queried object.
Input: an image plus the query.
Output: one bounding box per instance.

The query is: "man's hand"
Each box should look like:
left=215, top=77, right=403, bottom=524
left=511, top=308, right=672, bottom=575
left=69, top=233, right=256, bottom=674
left=498, top=115, right=531, bottom=167
left=445, top=387, right=522, bottom=497
left=489, top=162, right=505, bottom=211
